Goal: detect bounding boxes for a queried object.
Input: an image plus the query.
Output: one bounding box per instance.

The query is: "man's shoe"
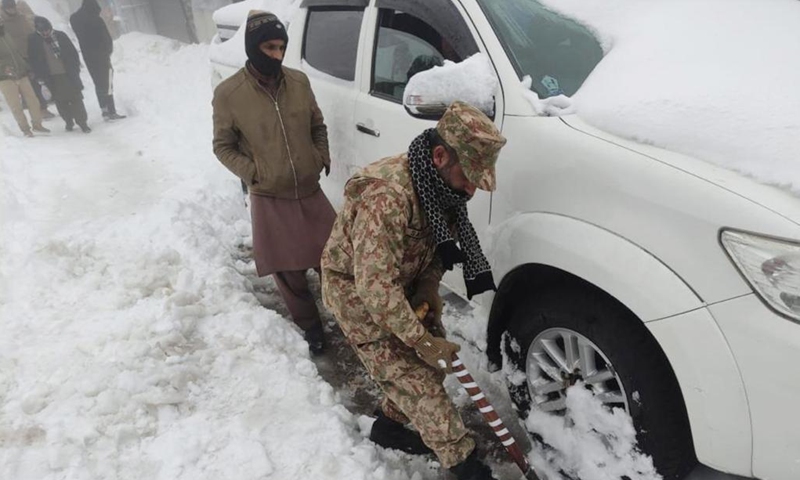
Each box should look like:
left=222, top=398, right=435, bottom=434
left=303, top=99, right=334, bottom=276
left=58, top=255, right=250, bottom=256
left=65, top=121, right=75, bottom=132
left=369, top=410, right=433, bottom=455
left=41, top=109, right=55, bottom=119
left=23, top=129, right=34, bottom=137
left=78, top=123, right=91, bottom=133
left=32, top=125, right=50, bottom=133
left=449, top=450, right=498, bottom=480
left=106, top=112, right=127, bottom=120
left=304, top=323, right=325, bottom=355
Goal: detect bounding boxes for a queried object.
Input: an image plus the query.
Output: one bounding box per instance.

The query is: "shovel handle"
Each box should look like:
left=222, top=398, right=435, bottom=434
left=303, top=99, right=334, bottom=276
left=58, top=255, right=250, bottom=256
left=414, top=302, right=536, bottom=479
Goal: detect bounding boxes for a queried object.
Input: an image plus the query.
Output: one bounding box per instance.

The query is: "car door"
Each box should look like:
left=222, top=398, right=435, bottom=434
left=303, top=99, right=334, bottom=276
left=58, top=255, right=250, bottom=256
left=353, top=0, right=503, bottom=296
left=293, top=0, right=370, bottom=206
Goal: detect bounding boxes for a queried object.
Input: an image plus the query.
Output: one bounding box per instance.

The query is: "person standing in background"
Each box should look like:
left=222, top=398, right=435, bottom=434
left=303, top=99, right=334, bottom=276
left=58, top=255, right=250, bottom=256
left=70, top=0, right=125, bottom=120
left=0, top=15, right=48, bottom=136
left=1, top=0, right=56, bottom=119
left=28, top=16, right=90, bottom=133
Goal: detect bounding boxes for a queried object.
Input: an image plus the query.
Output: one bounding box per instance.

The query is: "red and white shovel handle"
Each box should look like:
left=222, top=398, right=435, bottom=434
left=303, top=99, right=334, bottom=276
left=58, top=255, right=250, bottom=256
left=450, top=353, right=536, bottom=479
left=414, top=302, right=537, bottom=479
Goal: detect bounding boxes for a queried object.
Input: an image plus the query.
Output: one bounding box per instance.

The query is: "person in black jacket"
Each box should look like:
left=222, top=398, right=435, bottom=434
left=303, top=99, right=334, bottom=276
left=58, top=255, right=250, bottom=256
left=69, top=0, right=124, bottom=120
left=28, top=16, right=90, bottom=132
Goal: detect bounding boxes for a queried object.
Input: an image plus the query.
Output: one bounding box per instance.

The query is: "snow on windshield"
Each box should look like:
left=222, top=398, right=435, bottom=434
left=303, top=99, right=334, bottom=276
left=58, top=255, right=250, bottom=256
left=538, top=0, right=800, bottom=194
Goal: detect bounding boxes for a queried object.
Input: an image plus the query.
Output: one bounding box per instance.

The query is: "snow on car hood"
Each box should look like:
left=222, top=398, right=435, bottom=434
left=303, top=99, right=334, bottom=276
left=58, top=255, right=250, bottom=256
left=210, top=0, right=300, bottom=68
left=539, top=0, right=800, bottom=197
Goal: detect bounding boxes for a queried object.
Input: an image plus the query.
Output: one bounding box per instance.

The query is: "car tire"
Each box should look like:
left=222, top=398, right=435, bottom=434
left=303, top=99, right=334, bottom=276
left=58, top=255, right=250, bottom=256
left=503, top=286, right=697, bottom=480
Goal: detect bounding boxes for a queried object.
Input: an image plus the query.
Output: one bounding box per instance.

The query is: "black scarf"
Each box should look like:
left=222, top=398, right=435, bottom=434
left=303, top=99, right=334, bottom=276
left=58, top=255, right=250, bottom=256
left=408, top=129, right=496, bottom=299
left=247, top=54, right=282, bottom=78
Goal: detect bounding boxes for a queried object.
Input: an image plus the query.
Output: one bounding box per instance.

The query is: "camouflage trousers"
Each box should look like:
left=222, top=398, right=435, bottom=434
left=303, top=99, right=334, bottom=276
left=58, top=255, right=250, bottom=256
left=322, top=269, right=475, bottom=468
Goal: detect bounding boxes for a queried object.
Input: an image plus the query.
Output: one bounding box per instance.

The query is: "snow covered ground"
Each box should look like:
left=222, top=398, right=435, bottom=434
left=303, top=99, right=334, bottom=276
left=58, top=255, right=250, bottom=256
left=0, top=28, right=665, bottom=480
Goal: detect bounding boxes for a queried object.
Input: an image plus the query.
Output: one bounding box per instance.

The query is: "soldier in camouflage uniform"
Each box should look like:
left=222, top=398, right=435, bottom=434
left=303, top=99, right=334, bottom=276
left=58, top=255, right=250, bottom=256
left=321, top=101, right=506, bottom=480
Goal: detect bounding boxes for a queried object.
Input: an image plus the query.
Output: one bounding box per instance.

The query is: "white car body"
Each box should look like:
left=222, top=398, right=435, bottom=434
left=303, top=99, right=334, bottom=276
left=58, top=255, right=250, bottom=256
left=210, top=1, right=800, bottom=479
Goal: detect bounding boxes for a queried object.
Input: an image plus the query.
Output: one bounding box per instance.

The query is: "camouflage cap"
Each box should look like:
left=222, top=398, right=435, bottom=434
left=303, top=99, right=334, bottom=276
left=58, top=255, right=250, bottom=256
left=436, top=101, right=506, bottom=191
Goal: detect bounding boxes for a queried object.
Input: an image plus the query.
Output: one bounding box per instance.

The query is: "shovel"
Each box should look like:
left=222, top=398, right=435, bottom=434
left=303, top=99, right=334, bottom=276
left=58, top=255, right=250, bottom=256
left=415, top=302, right=538, bottom=480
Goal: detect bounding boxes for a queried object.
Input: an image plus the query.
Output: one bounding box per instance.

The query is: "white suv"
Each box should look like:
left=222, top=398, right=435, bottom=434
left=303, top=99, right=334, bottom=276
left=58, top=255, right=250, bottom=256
left=210, top=1, right=800, bottom=480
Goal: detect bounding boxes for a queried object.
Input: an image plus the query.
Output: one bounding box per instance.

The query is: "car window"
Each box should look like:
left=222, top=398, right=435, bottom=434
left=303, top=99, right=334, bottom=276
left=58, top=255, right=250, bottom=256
left=477, top=0, right=602, bottom=98
left=371, top=4, right=478, bottom=103
left=303, top=8, right=364, bottom=81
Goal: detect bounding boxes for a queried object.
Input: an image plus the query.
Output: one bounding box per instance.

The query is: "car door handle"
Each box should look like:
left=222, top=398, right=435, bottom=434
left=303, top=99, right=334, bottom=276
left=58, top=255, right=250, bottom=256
left=356, top=123, right=380, bottom=137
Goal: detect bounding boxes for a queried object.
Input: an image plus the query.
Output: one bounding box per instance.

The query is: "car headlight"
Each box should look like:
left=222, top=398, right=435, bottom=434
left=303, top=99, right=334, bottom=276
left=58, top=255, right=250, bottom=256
left=720, top=229, right=800, bottom=322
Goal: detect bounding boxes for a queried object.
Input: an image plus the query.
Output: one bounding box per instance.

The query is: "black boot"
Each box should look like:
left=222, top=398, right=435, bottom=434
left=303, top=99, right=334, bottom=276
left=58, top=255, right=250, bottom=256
left=369, top=410, right=433, bottom=455
left=104, top=97, right=126, bottom=120
left=304, top=323, right=325, bottom=355
left=449, top=449, right=498, bottom=480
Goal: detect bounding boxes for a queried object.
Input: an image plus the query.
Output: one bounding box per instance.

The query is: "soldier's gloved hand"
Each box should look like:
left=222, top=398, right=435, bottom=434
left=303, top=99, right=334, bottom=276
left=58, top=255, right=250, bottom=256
left=409, top=280, right=444, bottom=337
left=413, top=331, right=460, bottom=373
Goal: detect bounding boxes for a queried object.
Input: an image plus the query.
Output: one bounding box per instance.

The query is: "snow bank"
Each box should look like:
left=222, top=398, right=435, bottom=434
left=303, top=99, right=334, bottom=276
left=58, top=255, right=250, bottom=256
left=539, top=0, right=800, bottom=194
left=25, top=0, right=67, bottom=29
left=0, top=33, right=424, bottom=480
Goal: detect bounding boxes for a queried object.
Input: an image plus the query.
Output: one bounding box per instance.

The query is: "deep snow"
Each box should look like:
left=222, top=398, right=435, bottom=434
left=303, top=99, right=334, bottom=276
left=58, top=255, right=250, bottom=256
left=0, top=28, right=661, bottom=480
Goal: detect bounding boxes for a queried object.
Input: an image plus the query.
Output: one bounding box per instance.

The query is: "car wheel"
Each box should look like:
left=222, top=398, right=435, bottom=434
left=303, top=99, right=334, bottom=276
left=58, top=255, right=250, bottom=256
left=503, top=286, right=697, bottom=480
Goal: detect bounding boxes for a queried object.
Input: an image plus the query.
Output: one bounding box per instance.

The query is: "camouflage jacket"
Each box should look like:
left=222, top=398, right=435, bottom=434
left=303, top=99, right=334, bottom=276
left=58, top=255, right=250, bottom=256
left=321, top=154, right=445, bottom=346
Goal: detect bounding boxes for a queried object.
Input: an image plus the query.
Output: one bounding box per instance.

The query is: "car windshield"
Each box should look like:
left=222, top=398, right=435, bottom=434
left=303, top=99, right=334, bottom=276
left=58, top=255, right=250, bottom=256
left=476, top=0, right=603, bottom=98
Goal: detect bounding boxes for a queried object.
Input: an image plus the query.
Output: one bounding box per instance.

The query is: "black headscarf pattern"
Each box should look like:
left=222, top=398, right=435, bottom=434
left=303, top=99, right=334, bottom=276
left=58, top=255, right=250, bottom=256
left=408, top=128, right=496, bottom=299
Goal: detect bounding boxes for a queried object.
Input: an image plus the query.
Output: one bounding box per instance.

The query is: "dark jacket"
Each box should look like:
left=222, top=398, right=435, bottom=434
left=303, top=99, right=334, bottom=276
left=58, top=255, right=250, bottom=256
left=212, top=66, right=331, bottom=199
left=27, top=30, right=82, bottom=88
left=69, top=0, right=112, bottom=69
left=0, top=35, right=29, bottom=81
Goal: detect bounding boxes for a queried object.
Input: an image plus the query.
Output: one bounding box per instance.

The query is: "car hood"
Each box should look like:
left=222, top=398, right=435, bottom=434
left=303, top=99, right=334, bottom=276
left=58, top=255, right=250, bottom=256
left=560, top=115, right=800, bottom=229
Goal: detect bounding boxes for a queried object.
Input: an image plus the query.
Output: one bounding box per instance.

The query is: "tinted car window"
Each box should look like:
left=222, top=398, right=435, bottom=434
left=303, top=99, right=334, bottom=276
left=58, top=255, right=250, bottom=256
left=303, top=8, right=364, bottom=81
left=371, top=7, right=476, bottom=103
left=477, top=0, right=602, bottom=98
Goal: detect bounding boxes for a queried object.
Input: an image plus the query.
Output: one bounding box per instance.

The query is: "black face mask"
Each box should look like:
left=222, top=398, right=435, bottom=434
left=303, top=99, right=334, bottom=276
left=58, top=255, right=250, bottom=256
left=249, top=52, right=282, bottom=77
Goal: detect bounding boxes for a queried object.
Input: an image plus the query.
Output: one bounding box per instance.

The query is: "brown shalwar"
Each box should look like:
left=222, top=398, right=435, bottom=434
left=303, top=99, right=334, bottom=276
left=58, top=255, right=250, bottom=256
left=250, top=188, right=335, bottom=331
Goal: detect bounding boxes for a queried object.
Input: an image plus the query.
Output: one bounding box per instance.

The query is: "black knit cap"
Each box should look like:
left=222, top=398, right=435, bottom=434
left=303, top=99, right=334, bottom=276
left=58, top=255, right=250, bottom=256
left=34, top=16, right=52, bottom=33
left=245, top=10, right=288, bottom=61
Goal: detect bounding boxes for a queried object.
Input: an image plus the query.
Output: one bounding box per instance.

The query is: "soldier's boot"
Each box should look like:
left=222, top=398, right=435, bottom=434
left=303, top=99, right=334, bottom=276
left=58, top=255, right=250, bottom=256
left=369, top=410, right=433, bottom=455
left=449, top=449, right=498, bottom=480
left=304, top=323, right=325, bottom=355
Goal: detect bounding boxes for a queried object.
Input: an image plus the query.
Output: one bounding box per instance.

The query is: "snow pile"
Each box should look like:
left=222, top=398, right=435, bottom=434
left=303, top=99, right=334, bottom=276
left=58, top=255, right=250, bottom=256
left=404, top=53, right=499, bottom=117
left=209, top=0, right=301, bottom=68
left=25, top=0, right=67, bottom=29
left=521, top=76, right=576, bottom=117
left=444, top=307, right=660, bottom=480
left=539, top=0, right=800, bottom=193
left=0, top=33, right=421, bottom=480
left=527, top=385, right=660, bottom=480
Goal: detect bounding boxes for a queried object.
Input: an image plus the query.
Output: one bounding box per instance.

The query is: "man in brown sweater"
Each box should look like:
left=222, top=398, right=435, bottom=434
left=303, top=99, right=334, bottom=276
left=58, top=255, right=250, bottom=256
left=212, top=11, right=335, bottom=354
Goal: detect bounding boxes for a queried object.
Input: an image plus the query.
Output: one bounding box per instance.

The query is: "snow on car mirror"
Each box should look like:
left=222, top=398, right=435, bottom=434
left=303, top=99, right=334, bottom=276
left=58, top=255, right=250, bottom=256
left=403, top=53, right=498, bottom=120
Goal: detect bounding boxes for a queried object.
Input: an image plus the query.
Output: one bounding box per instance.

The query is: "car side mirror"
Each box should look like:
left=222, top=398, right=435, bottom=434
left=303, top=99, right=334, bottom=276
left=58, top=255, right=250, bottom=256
left=402, top=53, right=498, bottom=121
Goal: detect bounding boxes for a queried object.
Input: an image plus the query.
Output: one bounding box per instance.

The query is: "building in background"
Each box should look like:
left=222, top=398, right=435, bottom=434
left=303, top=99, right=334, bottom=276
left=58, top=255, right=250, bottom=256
left=55, top=0, right=235, bottom=43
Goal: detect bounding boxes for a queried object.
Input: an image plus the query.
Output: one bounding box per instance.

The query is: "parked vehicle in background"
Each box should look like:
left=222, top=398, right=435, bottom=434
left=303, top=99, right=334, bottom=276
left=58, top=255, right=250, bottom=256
left=210, top=1, right=800, bottom=480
